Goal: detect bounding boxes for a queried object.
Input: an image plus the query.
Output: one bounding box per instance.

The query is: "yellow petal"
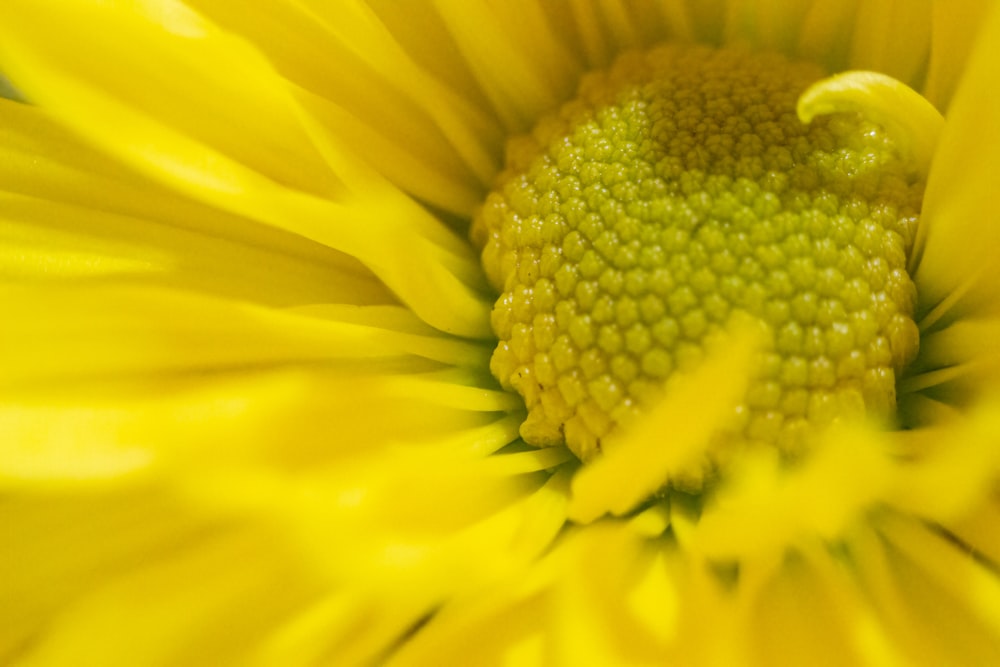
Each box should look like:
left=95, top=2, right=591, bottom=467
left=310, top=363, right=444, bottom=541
left=876, top=513, right=1000, bottom=662
left=249, top=589, right=431, bottom=667
left=318, top=0, right=505, bottom=182
left=0, top=0, right=336, bottom=198
left=548, top=526, right=661, bottom=666
left=9, top=529, right=318, bottom=666
left=182, top=0, right=497, bottom=213
left=685, top=0, right=728, bottom=43
left=0, top=489, right=205, bottom=658
left=923, top=0, right=996, bottom=110
left=0, top=365, right=513, bottom=488
left=559, top=0, right=616, bottom=66
left=797, top=70, right=944, bottom=177
left=724, top=0, right=816, bottom=53
left=0, top=4, right=492, bottom=337
left=0, top=72, right=21, bottom=101
left=848, top=0, right=933, bottom=86
left=943, top=493, right=1000, bottom=571
left=387, top=522, right=673, bottom=666
left=906, top=319, right=1000, bottom=401
left=912, top=2, right=1000, bottom=325
left=884, top=395, right=1000, bottom=522
left=0, top=284, right=488, bottom=392
left=293, top=470, right=568, bottom=665
left=288, top=85, right=481, bottom=215
left=0, top=97, right=391, bottom=307
left=797, top=0, right=861, bottom=71
left=426, top=0, right=570, bottom=130
left=692, top=424, right=892, bottom=560
left=0, top=191, right=393, bottom=307
left=568, top=328, right=759, bottom=523
left=746, top=547, right=879, bottom=667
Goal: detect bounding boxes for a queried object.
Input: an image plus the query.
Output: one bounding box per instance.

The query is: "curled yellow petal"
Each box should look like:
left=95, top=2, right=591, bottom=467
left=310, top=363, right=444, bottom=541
left=797, top=70, right=944, bottom=176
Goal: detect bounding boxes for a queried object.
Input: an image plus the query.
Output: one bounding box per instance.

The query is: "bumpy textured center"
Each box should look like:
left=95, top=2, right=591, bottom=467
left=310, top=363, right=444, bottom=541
left=472, top=45, right=923, bottom=463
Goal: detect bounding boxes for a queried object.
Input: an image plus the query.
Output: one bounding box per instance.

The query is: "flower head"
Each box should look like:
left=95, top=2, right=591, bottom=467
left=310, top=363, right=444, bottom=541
left=1, top=1, right=999, bottom=664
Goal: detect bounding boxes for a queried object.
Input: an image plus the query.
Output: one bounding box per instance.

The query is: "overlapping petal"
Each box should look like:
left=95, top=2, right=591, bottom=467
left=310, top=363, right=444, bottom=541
left=908, top=3, right=1000, bottom=407
left=0, top=0, right=493, bottom=337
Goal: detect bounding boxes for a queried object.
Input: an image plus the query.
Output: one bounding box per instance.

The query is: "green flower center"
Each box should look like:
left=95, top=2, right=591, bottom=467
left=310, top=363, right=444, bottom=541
left=472, top=44, right=923, bottom=464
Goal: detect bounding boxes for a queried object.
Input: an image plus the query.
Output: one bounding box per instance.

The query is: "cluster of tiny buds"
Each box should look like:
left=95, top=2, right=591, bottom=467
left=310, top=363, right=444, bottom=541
left=472, top=44, right=924, bottom=467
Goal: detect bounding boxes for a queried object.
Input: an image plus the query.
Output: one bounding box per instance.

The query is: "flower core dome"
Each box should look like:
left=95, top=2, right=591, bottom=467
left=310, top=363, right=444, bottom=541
left=473, top=44, right=924, bottom=467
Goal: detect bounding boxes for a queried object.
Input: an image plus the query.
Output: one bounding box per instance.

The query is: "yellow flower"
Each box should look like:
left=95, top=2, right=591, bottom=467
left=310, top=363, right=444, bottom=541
left=1, top=1, right=999, bottom=664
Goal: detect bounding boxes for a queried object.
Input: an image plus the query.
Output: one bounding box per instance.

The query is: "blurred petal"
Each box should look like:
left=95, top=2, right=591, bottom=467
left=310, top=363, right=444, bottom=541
left=943, top=493, right=1000, bottom=569
left=0, top=2, right=493, bottom=336
left=885, top=394, right=1000, bottom=523
left=0, top=285, right=488, bottom=393
left=865, top=514, right=1000, bottom=663
left=568, top=331, right=758, bottom=523
left=908, top=318, right=1000, bottom=405
left=797, top=1, right=862, bottom=72
left=421, top=0, right=571, bottom=131
left=0, top=191, right=395, bottom=307
left=691, top=425, right=892, bottom=560
left=724, top=0, right=816, bottom=53
left=7, top=527, right=318, bottom=666
left=924, top=0, right=996, bottom=110
left=184, top=0, right=502, bottom=212
left=1, top=490, right=208, bottom=658
left=848, top=0, right=933, bottom=86
left=0, top=97, right=390, bottom=308
left=0, top=0, right=337, bottom=196
left=0, top=366, right=519, bottom=488
left=912, top=2, right=1000, bottom=327
left=745, top=548, right=878, bottom=666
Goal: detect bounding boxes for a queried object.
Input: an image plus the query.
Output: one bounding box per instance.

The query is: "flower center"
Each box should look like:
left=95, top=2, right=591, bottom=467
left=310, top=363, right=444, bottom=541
left=472, top=44, right=923, bottom=463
